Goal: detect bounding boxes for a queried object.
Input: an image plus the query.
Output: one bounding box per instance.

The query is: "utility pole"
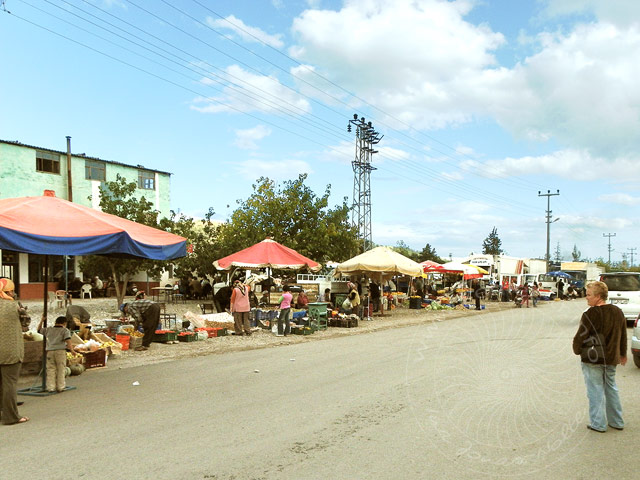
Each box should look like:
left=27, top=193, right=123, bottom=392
left=538, top=189, right=560, bottom=272
left=603, top=233, right=616, bottom=264
left=347, top=114, right=382, bottom=253
left=628, top=247, right=637, bottom=267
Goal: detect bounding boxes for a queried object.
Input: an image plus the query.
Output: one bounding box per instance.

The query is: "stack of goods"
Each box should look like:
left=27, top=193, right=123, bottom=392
left=177, top=331, right=198, bottom=342
left=152, top=329, right=178, bottom=343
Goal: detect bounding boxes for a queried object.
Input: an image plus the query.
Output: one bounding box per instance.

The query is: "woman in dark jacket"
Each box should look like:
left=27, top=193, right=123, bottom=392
left=572, top=281, right=627, bottom=432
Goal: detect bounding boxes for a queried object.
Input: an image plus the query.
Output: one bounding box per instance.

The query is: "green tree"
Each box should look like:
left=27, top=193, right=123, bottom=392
left=482, top=227, right=503, bottom=255
left=79, top=174, right=168, bottom=308
left=554, top=242, right=562, bottom=262
left=392, top=240, right=420, bottom=262
left=417, top=243, right=444, bottom=263
left=571, top=244, right=582, bottom=262
left=159, top=208, right=222, bottom=280
left=218, top=175, right=359, bottom=263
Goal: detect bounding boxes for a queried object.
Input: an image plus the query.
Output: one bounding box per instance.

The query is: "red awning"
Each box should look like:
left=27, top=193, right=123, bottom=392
left=213, top=238, right=320, bottom=271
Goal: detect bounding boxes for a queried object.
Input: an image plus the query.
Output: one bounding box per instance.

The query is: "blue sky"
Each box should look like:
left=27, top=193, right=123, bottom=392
left=2, top=0, right=640, bottom=264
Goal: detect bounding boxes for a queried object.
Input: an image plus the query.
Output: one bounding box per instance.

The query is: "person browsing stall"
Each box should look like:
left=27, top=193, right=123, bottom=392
left=120, top=298, right=161, bottom=351
left=0, top=278, right=28, bottom=425
left=38, top=315, right=73, bottom=393
left=277, top=285, right=293, bottom=337
left=230, top=279, right=252, bottom=336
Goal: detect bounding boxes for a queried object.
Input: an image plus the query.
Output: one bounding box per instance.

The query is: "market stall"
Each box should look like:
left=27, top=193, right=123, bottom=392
left=335, top=247, right=423, bottom=317
left=0, top=193, right=187, bottom=395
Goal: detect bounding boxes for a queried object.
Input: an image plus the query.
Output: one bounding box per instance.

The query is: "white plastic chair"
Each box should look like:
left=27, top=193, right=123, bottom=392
left=81, top=284, right=92, bottom=299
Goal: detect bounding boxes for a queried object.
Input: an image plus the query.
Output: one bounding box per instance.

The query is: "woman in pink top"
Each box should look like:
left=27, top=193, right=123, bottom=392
left=277, top=285, right=293, bottom=336
left=230, top=279, right=252, bottom=336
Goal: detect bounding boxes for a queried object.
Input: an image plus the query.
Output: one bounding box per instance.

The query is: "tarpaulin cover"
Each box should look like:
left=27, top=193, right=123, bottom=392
left=213, top=238, right=320, bottom=271
left=0, top=195, right=187, bottom=260
left=335, top=246, right=423, bottom=277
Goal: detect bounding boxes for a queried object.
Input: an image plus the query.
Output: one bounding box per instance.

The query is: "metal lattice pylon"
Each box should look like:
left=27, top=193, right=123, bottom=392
left=348, top=115, right=382, bottom=253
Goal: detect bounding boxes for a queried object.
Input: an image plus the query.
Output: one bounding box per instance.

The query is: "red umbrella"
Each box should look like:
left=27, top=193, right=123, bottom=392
left=213, top=238, right=320, bottom=271
left=421, top=260, right=445, bottom=273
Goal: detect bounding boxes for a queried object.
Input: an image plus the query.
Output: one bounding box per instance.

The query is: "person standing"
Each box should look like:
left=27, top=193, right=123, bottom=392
left=520, top=282, right=530, bottom=308
left=0, top=278, right=28, bottom=425
left=531, top=282, right=540, bottom=307
left=472, top=280, right=483, bottom=310
left=277, top=285, right=293, bottom=337
left=230, top=279, right=252, bottom=336
left=38, top=315, right=72, bottom=393
left=120, top=298, right=161, bottom=351
left=557, top=279, right=565, bottom=300
left=369, top=281, right=381, bottom=313
left=572, top=281, right=627, bottom=432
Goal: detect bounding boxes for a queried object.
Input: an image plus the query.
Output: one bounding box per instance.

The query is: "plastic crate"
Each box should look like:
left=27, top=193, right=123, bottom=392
left=82, top=349, right=107, bottom=369
left=177, top=333, right=197, bottom=342
left=153, top=331, right=178, bottom=343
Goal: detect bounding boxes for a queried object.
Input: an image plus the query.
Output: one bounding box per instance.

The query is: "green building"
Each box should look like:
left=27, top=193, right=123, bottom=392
left=0, top=138, right=173, bottom=299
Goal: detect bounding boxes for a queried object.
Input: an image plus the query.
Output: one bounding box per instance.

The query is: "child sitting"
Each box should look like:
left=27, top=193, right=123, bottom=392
left=38, top=315, right=73, bottom=393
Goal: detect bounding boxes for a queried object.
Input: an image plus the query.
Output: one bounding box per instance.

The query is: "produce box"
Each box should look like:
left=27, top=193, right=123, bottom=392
left=177, top=332, right=197, bottom=342
left=115, top=334, right=130, bottom=351
left=129, top=335, right=143, bottom=350
left=195, top=327, right=218, bottom=338
left=153, top=331, right=178, bottom=343
left=82, top=349, right=107, bottom=369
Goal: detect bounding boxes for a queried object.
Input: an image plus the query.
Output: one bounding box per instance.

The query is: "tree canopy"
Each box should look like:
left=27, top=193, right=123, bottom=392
left=482, top=227, right=503, bottom=255
left=216, top=175, right=359, bottom=263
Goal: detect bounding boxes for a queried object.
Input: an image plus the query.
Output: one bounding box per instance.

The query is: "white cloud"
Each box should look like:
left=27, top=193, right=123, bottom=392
left=597, top=193, right=640, bottom=206
left=290, top=0, right=505, bottom=129
left=467, top=149, right=640, bottom=182
left=542, top=0, right=640, bottom=27
left=234, top=125, right=272, bottom=149
left=235, top=158, right=313, bottom=180
left=191, top=65, right=310, bottom=115
left=206, top=15, right=284, bottom=48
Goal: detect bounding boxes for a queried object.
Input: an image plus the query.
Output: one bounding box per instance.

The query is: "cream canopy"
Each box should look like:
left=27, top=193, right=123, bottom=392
left=335, top=246, right=423, bottom=278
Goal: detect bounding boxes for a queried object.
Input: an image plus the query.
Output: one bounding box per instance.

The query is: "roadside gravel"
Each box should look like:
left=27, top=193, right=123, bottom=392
left=18, top=296, right=525, bottom=384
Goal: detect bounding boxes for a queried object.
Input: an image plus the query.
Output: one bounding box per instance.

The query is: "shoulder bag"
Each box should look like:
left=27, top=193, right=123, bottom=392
left=581, top=333, right=605, bottom=364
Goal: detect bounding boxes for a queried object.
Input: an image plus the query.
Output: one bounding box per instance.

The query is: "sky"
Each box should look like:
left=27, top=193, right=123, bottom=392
left=2, top=0, right=640, bottom=264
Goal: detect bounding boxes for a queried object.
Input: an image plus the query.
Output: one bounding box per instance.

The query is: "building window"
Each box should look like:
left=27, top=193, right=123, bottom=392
left=138, top=170, right=155, bottom=190
left=36, top=150, right=60, bottom=174
left=28, top=254, right=73, bottom=283
left=85, top=159, right=106, bottom=181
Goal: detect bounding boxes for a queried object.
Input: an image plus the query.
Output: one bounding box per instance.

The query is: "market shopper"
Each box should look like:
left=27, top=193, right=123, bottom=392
left=65, top=304, right=92, bottom=339
left=0, top=278, right=28, bottom=425
left=38, top=315, right=72, bottom=393
left=572, top=281, right=627, bottom=432
left=369, top=281, right=381, bottom=313
left=277, top=285, right=293, bottom=336
left=120, top=298, right=161, bottom=351
left=348, top=282, right=361, bottom=317
left=230, top=279, right=252, bottom=336
left=531, top=282, right=540, bottom=307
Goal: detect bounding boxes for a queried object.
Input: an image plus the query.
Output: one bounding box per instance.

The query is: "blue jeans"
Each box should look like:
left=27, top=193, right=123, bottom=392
left=581, top=362, right=624, bottom=431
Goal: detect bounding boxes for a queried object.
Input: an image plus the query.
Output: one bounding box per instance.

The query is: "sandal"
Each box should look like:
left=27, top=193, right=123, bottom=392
left=10, top=417, right=29, bottom=425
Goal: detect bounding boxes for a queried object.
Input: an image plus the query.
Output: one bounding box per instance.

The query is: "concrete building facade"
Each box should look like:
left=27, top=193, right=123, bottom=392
left=0, top=138, right=173, bottom=299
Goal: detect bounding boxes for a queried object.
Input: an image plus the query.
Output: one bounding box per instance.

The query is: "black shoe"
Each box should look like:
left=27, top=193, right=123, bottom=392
left=587, top=425, right=606, bottom=433
left=17, top=401, right=24, bottom=406
left=609, top=425, right=624, bottom=431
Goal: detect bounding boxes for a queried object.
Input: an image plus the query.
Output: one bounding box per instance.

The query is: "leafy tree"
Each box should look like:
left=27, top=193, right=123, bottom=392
left=217, top=174, right=359, bottom=264
left=482, top=227, right=503, bottom=255
left=79, top=174, right=168, bottom=308
left=158, top=208, right=222, bottom=281
left=571, top=244, right=581, bottom=262
left=554, top=242, right=562, bottom=262
left=418, top=243, right=444, bottom=263
left=392, top=240, right=420, bottom=262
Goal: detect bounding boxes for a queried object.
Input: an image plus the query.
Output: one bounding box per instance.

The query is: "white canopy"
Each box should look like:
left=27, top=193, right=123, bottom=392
left=335, top=246, right=423, bottom=278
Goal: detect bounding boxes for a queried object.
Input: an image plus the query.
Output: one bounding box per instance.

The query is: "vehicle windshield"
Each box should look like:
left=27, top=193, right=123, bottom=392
left=538, top=274, right=556, bottom=283
left=601, top=274, right=640, bottom=292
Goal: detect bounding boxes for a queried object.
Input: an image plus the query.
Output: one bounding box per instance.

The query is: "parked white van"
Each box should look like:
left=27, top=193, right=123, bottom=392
left=599, top=272, right=640, bottom=325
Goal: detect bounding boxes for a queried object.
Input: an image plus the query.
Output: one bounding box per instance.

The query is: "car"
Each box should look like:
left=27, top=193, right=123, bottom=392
left=632, top=313, right=640, bottom=368
left=599, top=272, right=640, bottom=326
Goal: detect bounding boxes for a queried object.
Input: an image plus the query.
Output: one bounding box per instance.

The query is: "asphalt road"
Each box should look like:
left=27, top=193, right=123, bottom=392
left=3, top=301, right=639, bottom=480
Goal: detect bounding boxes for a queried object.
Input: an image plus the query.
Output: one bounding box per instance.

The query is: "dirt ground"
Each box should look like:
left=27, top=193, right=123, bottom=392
left=18, top=295, right=523, bottom=385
